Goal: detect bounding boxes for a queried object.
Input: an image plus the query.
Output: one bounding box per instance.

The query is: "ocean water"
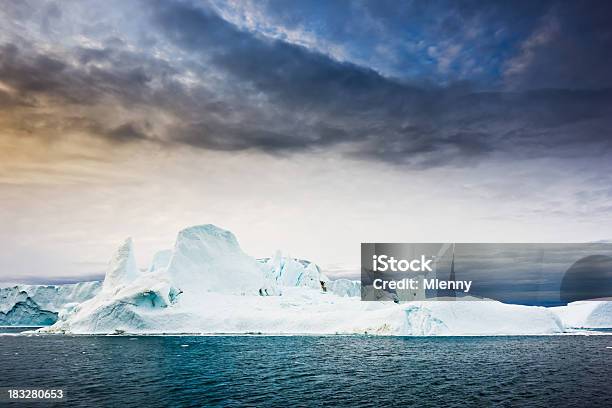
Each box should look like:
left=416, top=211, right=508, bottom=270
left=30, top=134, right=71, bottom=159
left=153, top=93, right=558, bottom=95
left=1, top=335, right=612, bottom=407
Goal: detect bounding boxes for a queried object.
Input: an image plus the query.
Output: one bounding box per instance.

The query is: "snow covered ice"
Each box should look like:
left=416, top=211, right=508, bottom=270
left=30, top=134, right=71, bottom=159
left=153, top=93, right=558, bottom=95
left=0, top=223, right=606, bottom=335
left=550, top=300, right=612, bottom=329
left=166, top=225, right=272, bottom=297
left=259, top=251, right=330, bottom=291
left=327, top=279, right=361, bottom=298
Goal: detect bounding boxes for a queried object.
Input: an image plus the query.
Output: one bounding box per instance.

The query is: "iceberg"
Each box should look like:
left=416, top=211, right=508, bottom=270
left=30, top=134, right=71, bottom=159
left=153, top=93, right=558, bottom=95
left=102, top=238, right=139, bottom=294
left=35, top=223, right=577, bottom=336
left=0, top=297, right=58, bottom=326
left=258, top=251, right=329, bottom=291
left=327, top=279, right=361, bottom=297
left=551, top=300, right=612, bottom=329
left=0, top=281, right=101, bottom=326
left=167, top=225, right=273, bottom=297
left=42, top=234, right=180, bottom=333
left=148, top=249, right=172, bottom=273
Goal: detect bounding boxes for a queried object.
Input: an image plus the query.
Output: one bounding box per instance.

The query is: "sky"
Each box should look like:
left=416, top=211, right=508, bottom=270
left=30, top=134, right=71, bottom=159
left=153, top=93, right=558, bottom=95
left=1, top=0, right=611, bottom=284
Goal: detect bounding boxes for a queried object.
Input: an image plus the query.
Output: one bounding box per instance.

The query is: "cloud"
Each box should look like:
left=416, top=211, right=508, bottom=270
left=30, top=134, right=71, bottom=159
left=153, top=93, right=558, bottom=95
left=503, top=2, right=612, bottom=90
left=0, top=0, right=610, bottom=169
left=504, top=13, right=561, bottom=78
left=150, top=1, right=612, bottom=166
left=106, top=122, right=152, bottom=142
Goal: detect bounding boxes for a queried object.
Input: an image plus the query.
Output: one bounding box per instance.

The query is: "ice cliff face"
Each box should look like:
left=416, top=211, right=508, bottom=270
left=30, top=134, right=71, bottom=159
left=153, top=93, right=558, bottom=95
left=327, top=279, right=361, bottom=297
left=257, top=252, right=361, bottom=298
left=0, top=297, right=58, bottom=326
left=551, top=301, right=612, bottom=329
left=0, top=282, right=101, bottom=326
left=259, top=251, right=330, bottom=291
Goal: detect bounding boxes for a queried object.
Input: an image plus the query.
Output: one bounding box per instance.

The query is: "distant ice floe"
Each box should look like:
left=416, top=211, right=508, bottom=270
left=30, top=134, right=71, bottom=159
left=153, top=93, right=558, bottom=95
left=550, top=300, right=612, bottom=329
left=0, top=282, right=101, bottom=326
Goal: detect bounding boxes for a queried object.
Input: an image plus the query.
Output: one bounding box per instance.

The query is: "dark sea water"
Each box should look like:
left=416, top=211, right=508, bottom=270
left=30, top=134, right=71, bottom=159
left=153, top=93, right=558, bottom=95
left=1, top=334, right=612, bottom=407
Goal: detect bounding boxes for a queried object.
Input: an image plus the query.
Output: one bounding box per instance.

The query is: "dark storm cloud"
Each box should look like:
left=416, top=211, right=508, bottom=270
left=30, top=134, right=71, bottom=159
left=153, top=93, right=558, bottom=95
left=502, top=1, right=612, bottom=90
left=1, top=0, right=611, bottom=167
left=155, top=2, right=398, bottom=108
left=0, top=39, right=182, bottom=140
left=106, top=122, right=152, bottom=142
left=151, top=1, right=612, bottom=166
left=0, top=43, right=169, bottom=106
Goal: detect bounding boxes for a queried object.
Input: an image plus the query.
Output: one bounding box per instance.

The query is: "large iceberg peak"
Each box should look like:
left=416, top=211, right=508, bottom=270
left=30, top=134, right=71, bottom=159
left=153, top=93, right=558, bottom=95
left=166, top=224, right=271, bottom=296
left=103, top=237, right=139, bottom=293
left=169, top=224, right=245, bottom=269
left=177, top=224, right=240, bottom=251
